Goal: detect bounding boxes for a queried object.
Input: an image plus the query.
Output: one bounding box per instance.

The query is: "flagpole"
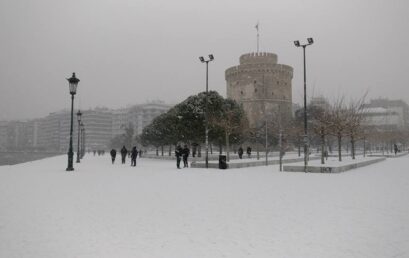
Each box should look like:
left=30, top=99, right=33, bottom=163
left=256, top=22, right=260, bottom=54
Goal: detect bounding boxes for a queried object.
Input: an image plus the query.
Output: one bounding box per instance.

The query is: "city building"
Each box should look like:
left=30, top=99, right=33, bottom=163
left=0, top=121, right=8, bottom=150
left=225, top=52, right=293, bottom=128
left=112, top=101, right=171, bottom=137
left=362, top=98, right=409, bottom=130
left=81, top=108, right=113, bottom=151
left=1, top=101, right=171, bottom=152
left=310, top=96, right=330, bottom=111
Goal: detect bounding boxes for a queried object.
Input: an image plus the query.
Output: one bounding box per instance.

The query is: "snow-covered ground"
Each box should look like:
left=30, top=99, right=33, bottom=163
left=0, top=154, right=408, bottom=258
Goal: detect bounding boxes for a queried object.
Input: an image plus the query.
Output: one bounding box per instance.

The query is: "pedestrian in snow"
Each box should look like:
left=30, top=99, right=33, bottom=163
left=238, top=147, right=243, bottom=159
left=182, top=144, right=190, bottom=168
left=394, top=144, right=398, bottom=155
left=110, top=149, right=117, bottom=164
left=175, top=144, right=183, bottom=169
left=120, top=146, right=128, bottom=164
left=131, top=146, right=138, bottom=167
left=247, top=146, right=252, bottom=158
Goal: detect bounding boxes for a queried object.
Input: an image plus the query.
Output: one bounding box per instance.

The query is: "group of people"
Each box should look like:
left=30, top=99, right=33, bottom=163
left=237, top=146, right=252, bottom=159
left=110, top=145, right=139, bottom=166
left=175, top=144, right=190, bottom=169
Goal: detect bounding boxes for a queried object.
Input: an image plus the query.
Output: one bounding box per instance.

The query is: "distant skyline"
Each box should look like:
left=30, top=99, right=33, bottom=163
left=1, top=0, right=408, bottom=120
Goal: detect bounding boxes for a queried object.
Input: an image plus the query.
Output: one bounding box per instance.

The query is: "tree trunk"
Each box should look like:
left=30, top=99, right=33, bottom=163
left=198, top=145, right=201, bottom=157
left=297, top=134, right=301, bottom=157
left=351, top=135, right=355, bottom=159
left=225, top=131, right=230, bottom=162
left=219, top=143, right=222, bottom=154
left=161, top=145, right=164, bottom=156
left=168, top=145, right=171, bottom=156
left=321, top=133, right=325, bottom=164
left=338, top=133, right=342, bottom=162
left=156, top=147, right=159, bottom=156
left=257, top=144, right=260, bottom=160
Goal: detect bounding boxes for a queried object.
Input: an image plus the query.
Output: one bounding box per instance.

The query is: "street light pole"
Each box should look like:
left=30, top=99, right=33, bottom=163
left=294, top=38, right=314, bottom=172
left=80, top=122, right=85, bottom=159
left=199, top=54, right=214, bottom=168
left=76, top=110, right=82, bottom=163
left=66, top=73, right=80, bottom=171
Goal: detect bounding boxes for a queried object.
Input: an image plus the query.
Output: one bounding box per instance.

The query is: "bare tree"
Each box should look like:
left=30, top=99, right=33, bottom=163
left=311, top=106, right=332, bottom=164
left=327, top=97, right=349, bottom=161
left=344, top=95, right=367, bottom=159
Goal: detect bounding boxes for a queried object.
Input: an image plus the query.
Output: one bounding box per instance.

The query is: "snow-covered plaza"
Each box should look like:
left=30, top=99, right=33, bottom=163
left=0, top=154, right=408, bottom=258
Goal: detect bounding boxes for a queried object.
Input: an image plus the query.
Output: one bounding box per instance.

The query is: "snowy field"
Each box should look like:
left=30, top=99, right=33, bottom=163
left=0, top=154, right=408, bottom=258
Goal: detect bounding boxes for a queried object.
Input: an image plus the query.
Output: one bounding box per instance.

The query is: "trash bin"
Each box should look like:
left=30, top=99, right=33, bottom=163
left=219, top=155, right=227, bottom=169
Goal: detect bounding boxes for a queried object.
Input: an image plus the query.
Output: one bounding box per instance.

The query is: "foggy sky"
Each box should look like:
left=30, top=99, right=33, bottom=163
left=1, top=0, right=408, bottom=120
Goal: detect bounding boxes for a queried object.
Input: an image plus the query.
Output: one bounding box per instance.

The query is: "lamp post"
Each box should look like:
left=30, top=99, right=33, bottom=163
left=66, top=73, right=80, bottom=171
left=80, top=122, right=85, bottom=159
left=294, top=38, right=314, bottom=172
left=199, top=54, right=214, bottom=168
left=76, top=110, right=82, bottom=163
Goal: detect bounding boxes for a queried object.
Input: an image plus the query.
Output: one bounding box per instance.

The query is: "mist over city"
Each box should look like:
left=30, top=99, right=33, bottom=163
left=1, top=0, right=408, bottom=121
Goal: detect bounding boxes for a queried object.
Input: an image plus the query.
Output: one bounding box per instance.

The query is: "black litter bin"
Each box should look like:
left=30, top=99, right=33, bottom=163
left=219, top=155, right=227, bottom=169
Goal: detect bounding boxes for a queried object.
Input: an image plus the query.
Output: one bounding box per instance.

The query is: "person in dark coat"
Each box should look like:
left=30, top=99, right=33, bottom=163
left=131, top=146, right=138, bottom=167
left=394, top=144, right=398, bottom=155
left=175, top=144, right=183, bottom=169
left=182, top=145, right=190, bottom=168
left=247, top=146, right=252, bottom=158
left=120, top=146, right=128, bottom=164
left=238, top=147, right=243, bottom=159
left=110, top=149, right=117, bottom=164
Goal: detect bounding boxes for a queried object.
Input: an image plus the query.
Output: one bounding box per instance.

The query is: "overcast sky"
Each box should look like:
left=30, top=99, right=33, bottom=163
left=1, top=0, right=408, bottom=120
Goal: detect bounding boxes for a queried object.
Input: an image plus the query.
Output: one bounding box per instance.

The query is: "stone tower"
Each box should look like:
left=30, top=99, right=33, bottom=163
left=225, top=52, right=293, bottom=128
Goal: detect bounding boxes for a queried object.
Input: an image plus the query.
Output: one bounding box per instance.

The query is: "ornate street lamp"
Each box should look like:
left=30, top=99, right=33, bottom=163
left=294, top=38, right=314, bottom=172
left=76, top=110, right=82, bottom=163
left=66, top=73, right=80, bottom=171
left=199, top=54, right=214, bottom=168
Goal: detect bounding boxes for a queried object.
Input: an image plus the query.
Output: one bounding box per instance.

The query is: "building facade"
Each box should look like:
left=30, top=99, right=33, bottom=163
left=225, top=52, right=293, bottom=128
left=112, top=102, right=171, bottom=137
left=0, top=102, right=172, bottom=152
left=362, top=98, right=409, bottom=130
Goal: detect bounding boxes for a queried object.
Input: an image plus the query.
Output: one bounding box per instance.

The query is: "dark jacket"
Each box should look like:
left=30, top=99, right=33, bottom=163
left=121, top=146, right=128, bottom=156
left=182, top=146, right=190, bottom=158
left=110, top=149, right=117, bottom=157
left=131, top=147, right=138, bottom=159
left=175, top=145, right=183, bottom=158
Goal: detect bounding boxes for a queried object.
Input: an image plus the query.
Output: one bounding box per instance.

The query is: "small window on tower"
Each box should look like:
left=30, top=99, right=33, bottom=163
left=241, top=91, right=243, bottom=95
left=255, top=88, right=258, bottom=92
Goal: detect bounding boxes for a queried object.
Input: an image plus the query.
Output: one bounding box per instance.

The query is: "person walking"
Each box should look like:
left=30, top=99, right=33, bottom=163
left=175, top=144, right=183, bottom=169
left=110, top=149, right=117, bottom=164
left=394, top=144, right=398, bottom=155
left=182, top=144, right=190, bottom=168
left=120, top=145, right=128, bottom=164
left=131, top=146, right=138, bottom=167
left=247, top=146, right=252, bottom=158
left=238, top=146, right=243, bottom=159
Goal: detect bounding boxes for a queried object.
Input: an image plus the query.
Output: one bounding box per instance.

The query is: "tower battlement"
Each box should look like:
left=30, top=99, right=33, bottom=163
left=239, top=52, right=277, bottom=65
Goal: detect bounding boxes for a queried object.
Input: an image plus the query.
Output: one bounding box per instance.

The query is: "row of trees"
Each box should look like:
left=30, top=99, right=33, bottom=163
left=309, top=96, right=366, bottom=163
left=111, top=91, right=408, bottom=164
